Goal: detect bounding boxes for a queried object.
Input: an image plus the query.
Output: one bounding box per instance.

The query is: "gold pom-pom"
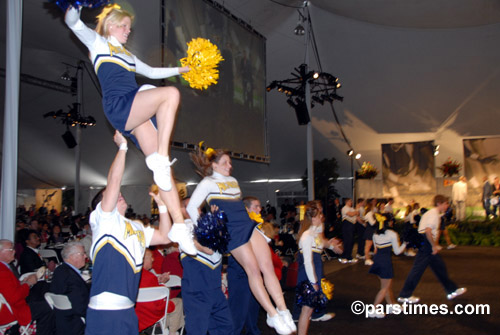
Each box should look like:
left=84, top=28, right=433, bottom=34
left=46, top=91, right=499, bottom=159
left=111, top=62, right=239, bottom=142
left=180, top=38, right=224, bottom=90
left=321, top=278, right=334, bottom=300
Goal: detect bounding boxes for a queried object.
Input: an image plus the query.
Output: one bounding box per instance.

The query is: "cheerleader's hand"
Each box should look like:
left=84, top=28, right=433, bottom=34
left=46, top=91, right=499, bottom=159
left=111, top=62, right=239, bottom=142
left=312, top=283, right=319, bottom=291
left=179, top=66, right=190, bottom=73
left=210, top=204, right=219, bottom=213
left=113, top=130, right=127, bottom=147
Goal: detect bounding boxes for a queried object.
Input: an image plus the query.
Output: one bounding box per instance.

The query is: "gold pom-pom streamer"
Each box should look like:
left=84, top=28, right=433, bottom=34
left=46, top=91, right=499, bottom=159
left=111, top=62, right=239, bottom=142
left=180, top=38, right=224, bottom=90
left=248, top=211, right=264, bottom=224
left=321, top=278, right=334, bottom=300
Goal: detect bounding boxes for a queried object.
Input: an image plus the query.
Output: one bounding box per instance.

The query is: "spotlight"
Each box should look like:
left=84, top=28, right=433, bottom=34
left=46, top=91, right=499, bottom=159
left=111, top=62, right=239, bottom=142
left=266, top=81, right=277, bottom=92
left=347, top=150, right=354, bottom=156
left=312, top=72, right=319, bottom=79
left=60, top=68, right=72, bottom=81
left=294, top=22, right=305, bottom=35
left=355, top=153, right=361, bottom=160
left=433, top=145, right=440, bottom=156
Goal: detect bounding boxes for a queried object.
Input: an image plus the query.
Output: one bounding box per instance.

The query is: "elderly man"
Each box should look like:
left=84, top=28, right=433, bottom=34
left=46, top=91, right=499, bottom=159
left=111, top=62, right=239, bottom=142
left=0, top=239, right=54, bottom=334
left=49, top=241, right=90, bottom=335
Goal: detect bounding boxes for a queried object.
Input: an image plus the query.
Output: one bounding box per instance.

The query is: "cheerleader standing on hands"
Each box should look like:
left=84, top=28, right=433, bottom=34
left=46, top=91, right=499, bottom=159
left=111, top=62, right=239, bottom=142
left=296, top=201, right=341, bottom=335
left=187, top=148, right=296, bottom=335
left=64, top=4, right=196, bottom=254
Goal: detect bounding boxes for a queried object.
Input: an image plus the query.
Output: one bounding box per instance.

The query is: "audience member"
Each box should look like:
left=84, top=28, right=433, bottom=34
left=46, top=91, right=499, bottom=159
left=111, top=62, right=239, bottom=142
left=48, top=224, right=65, bottom=245
left=0, top=239, right=55, bottom=335
left=135, top=249, right=184, bottom=335
left=49, top=241, right=90, bottom=335
left=19, top=230, right=46, bottom=275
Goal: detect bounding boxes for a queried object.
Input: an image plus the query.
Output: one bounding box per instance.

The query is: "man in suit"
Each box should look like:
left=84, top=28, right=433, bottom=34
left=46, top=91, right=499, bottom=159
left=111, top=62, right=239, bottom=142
left=19, top=230, right=45, bottom=274
left=49, top=241, right=90, bottom=335
left=0, top=239, right=54, bottom=335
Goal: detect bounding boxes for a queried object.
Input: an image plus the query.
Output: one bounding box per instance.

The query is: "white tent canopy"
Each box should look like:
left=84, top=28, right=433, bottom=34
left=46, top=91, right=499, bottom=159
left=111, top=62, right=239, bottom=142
left=2, top=0, right=500, bottom=215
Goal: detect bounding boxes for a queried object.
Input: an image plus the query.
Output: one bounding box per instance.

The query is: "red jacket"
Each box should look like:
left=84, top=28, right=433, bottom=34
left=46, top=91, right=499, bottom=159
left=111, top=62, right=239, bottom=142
left=0, top=262, right=31, bottom=326
left=134, top=270, right=175, bottom=331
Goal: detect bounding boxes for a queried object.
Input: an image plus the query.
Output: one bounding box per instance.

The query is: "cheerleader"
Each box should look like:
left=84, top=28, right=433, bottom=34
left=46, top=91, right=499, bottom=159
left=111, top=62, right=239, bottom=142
left=363, top=202, right=377, bottom=266
left=367, top=214, right=406, bottom=318
left=296, top=201, right=341, bottom=335
left=64, top=4, right=195, bottom=254
left=186, top=148, right=296, bottom=335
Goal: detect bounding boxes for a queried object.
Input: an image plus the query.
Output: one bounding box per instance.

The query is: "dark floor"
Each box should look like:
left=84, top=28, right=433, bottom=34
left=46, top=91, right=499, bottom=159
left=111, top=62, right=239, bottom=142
left=255, top=246, right=500, bottom=335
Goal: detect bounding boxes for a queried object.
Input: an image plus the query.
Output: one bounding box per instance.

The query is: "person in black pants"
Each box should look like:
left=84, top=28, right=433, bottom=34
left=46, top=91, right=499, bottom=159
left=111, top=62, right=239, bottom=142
left=339, top=198, right=359, bottom=264
left=398, top=195, right=467, bottom=303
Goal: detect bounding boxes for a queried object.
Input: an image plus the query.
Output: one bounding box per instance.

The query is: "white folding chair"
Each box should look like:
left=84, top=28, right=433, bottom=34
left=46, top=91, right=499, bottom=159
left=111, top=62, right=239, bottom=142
left=0, top=293, right=33, bottom=335
left=39, top=249, right=60, bottom=263
left=164, top=275, right=182, bottom=288
left=137, top=286, right=170, bottom=335
left=44, top=292, right=85, bottom=324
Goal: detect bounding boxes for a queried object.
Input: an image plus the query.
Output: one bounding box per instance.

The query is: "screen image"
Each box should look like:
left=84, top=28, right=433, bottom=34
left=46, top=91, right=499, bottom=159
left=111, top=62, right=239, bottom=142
left=136, top=0, right=268, bottom=157
left=382, top=141, right=436, bottom=205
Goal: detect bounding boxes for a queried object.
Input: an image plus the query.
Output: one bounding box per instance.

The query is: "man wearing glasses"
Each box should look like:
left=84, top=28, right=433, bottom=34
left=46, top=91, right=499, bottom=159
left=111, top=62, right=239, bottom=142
left=50, top=241, right=90, bottom=335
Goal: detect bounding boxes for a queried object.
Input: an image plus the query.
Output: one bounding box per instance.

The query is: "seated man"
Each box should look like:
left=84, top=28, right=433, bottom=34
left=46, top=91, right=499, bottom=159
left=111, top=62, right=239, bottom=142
left=19, top=230, right=45, bottom=274
left=49, top=241, right=90, bottom=335
left=135, top=249, right=184, bottom=335
left=0, top=239, right=54, bottom=335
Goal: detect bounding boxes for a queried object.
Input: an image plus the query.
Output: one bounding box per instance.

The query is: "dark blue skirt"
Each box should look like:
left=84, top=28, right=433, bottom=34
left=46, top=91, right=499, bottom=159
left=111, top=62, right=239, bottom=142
left=210, top=199, right=255, bottom=251
left=369, top=247, right=393, bottom=279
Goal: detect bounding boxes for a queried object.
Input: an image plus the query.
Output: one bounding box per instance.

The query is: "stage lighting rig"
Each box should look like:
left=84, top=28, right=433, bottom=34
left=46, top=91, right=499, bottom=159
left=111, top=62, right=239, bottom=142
left=266, top=63, right=343, bottom=125
left=44, top=103, right=96, bottom=128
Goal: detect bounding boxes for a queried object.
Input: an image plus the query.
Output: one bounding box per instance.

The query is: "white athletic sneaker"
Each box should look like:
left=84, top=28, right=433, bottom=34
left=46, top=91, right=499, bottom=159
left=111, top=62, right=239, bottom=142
left=311, top=312, right=335, bottom=322
left=397, top=296, right=420, bottom=304
left=168, top=222, right=197, bottom=256
left=266, top=312, right=292, bottom=335
left=404, top=250, right=417, bottom=257
left=277, top=308, right=297, bottom=332
left=386, top=304, right=402, bottom=314
left=367, top=311, right=385, bottom=318
left=447, top=287, right=467, bottom=300
left=145, top=153, right=177, bottom=191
